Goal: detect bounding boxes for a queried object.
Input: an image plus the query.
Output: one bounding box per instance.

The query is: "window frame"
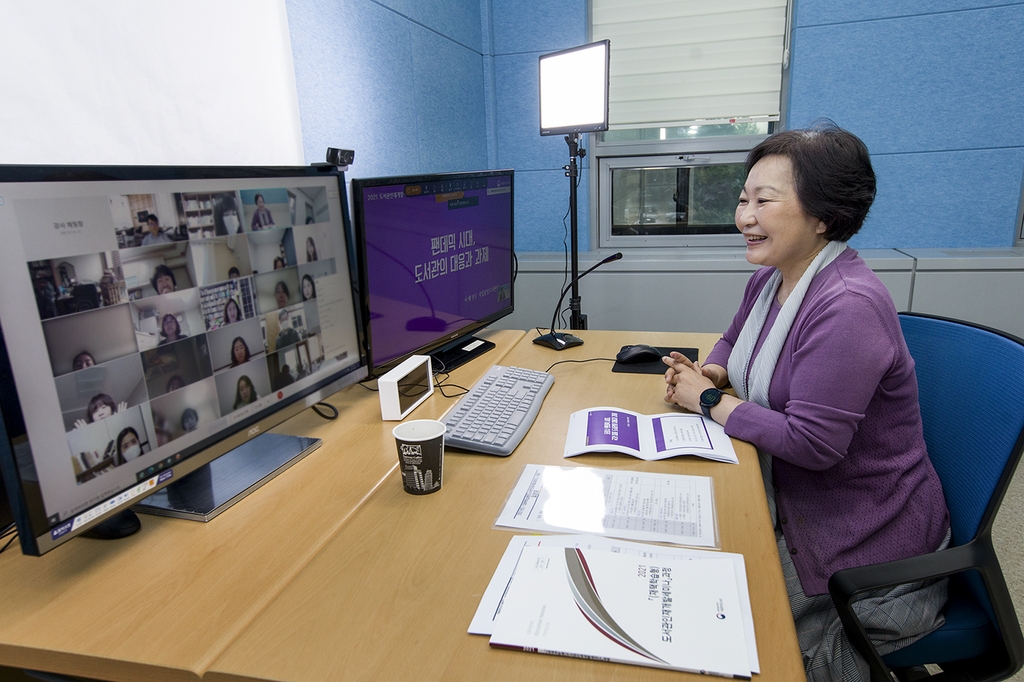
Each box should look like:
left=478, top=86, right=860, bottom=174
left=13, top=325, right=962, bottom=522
left=593, top=135, right=768, bottom=248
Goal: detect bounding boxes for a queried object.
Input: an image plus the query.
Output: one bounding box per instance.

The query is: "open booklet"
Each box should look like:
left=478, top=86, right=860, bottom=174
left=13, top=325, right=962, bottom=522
left=565, top=407, right=738, bottom=464
left=487, top=542, right=753, bottom=678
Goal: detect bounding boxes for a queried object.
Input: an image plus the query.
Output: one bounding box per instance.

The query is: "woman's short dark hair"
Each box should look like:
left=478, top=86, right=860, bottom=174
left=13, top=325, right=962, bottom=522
left=230, top=336, right=251, bottom=366
left=275, top=281, right=289, bottom=297
left=745, top=122, right=876, bottom=241
left=150, top=264, right=176, bottom=292
left=181, top=408, right=198, bottom=430
left=160, top=313, right=181, bottom=340
left=87, top=393, right=117, bottom=422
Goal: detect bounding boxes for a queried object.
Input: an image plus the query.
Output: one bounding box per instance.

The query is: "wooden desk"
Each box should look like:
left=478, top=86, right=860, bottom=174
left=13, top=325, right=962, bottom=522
left=0, top=329, right=524, bottom=682
left=206, top=330, right=803, bottom=681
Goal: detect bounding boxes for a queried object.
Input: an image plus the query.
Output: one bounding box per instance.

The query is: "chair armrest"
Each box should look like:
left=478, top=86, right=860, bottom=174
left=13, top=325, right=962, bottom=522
left=829, top=542, right=987, bottom=602
left=828, top=540, right=1000, bottom=682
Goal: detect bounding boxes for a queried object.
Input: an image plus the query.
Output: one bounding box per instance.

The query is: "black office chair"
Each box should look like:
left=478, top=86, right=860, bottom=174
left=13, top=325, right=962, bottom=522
left=829, top=313, right=1024, bottom=682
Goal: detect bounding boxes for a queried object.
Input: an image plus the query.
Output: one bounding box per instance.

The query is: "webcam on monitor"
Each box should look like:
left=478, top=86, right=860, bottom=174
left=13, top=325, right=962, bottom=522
left=325, top=148, right=355, bottom=166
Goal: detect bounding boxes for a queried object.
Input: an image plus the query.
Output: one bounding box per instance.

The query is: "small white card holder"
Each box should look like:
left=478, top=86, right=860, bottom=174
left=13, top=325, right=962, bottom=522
left=379, top=355, right=434, bottom=420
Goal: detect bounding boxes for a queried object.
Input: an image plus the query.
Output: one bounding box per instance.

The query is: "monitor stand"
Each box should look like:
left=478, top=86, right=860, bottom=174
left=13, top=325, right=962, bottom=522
left=430, top=335, right=496, bottom=373
left=133, top=432, right=321, bottom=522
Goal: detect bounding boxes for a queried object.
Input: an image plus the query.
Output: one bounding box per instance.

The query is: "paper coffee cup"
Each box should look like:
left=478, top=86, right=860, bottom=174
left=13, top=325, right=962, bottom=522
left=392, top=419, right=445, bottom=495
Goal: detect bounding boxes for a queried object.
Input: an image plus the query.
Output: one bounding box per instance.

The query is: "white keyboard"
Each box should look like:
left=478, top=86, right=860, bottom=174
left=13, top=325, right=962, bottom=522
left=442, top=365, right=554, bottom=456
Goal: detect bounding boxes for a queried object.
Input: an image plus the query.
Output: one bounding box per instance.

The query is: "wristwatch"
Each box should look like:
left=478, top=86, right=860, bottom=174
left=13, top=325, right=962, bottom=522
left=699, top=388, right=724, bottom=418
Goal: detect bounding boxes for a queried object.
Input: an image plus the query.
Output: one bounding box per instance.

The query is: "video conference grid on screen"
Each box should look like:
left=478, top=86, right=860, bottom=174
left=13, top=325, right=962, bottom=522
left=358, top=173, right=513, bottom=367
left=0, top=176, right=361, bottom=529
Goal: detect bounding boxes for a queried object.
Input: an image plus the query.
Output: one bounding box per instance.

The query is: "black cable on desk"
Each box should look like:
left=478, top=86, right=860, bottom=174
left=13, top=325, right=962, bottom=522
left=0, top=524, right=18, bottom=555
left=545, top=357, right=617, bottom=373
left=311, top=402, right=339, bottom=420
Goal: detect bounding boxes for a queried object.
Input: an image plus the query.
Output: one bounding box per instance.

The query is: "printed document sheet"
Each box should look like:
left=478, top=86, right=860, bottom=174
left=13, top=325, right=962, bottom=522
left=495, top=464, right=718, bottom=548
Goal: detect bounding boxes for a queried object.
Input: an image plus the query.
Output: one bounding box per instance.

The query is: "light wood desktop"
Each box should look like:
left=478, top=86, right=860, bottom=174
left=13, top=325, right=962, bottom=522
left=0, top=330, right=524, bottom=682
left=205, top=330, right=803, bottom=682
left=0, top=328, right=802, bottom=681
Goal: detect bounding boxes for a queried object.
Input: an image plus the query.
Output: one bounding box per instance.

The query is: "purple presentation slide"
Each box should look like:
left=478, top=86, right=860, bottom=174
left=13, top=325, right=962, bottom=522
left=360, top=175, right=513, bottom=363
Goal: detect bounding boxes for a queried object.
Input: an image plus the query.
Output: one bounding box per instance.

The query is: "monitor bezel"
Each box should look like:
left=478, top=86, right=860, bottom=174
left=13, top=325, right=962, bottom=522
left=0, top=164, right=369, bottom=555
left=351, top=168, right=515, bottom=377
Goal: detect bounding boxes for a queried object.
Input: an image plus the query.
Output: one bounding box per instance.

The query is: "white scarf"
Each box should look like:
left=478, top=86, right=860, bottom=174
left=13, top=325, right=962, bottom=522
left=726, top=239, right=848, bottom=525
left=728, top=239, right=848, bottom=405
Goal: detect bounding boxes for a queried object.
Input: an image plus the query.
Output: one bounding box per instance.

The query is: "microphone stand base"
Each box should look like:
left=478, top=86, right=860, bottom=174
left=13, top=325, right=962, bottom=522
left=532, top=332, right=584, bottom=350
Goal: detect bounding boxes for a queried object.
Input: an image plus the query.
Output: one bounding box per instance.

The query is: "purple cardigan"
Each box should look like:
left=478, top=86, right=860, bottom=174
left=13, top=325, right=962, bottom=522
left=706, top=248, right=949, bottom=596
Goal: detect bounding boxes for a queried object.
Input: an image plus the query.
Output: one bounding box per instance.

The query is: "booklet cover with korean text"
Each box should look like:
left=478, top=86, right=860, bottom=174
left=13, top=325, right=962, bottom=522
left=489, top=545, right=751, bottom=678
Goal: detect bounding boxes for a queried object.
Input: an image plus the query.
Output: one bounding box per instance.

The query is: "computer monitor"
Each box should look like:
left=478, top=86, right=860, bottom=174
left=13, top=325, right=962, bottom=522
left=351, top=169, right=514, bottom=375
left=0, top=165, right=367, bottom=555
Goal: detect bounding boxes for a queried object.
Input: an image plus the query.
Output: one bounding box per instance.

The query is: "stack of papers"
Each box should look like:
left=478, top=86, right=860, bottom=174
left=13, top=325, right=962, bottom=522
left=495, top=464, right=720, bottom=549
left=471, top=535, right=758, bottom=678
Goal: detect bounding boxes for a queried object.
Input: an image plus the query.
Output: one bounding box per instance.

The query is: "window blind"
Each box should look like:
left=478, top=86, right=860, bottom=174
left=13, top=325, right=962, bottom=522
left=592, top=0, right=788, bottom=129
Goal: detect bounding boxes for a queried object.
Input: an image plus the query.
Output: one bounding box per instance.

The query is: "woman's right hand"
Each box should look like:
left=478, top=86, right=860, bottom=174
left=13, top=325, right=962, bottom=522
left=663, top=352, right=726, bottom=387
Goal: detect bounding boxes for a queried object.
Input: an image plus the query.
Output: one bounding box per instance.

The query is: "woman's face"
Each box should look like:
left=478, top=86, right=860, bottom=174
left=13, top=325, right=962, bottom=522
left=256, top=196, right=265, bottom=209
left=92, top=403, right=114, bottom=421
left=302, top=278, right=313, bottom=300
left=275, top=286, right=288, bottom=308
left=239, top=379, right=252, bottom=403
left=735, top=155, right=827, bottom=282
left=155, top=273, right=174, bottom=295
left=163, top=315, right=178, bottom=338
left=73, top=353, right=95, bottom=371
left=119, top=430, right=140, bottom=456
left=233, top=339, right=247, bottom=364
left=226, top=302, right=240, bottom=322
left=307, top=240, right=315, bottom=256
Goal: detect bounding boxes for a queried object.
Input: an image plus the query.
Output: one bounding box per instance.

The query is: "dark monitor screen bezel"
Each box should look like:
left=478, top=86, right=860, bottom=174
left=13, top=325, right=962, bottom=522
left=0, top=164, right=368, bottom=555
left=351, top=169, right=515, bottom=377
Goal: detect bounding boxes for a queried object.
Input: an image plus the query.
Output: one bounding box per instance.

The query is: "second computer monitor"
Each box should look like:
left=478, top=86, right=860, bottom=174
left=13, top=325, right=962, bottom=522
left=352, top=169, right=515, bottom=375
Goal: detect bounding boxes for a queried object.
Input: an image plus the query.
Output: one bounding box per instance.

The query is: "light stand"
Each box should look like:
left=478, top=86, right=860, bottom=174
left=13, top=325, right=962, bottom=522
left=565, top=132, right=586, bottom=329
left=537, top=39, right=610, bottom=336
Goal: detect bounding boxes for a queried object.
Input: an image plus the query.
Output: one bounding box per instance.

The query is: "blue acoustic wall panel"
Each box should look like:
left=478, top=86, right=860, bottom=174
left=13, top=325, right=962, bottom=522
left=285, top=0, right=487, bottom=178
left=409, top=28, right=488, bottom=173
left=796, top=0, right=1008, bottom=27
left=788, top=2, right=1024, bottom=248
left=862, top=148, right=1024, bottom=248
left=375, top=0, right=483, bottom=52
left=488, top=0, right=589, bottom=252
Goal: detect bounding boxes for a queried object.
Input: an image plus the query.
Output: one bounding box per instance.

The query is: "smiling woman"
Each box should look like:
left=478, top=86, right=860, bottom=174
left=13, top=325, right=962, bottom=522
left=662, top=123, right=950, bottom=682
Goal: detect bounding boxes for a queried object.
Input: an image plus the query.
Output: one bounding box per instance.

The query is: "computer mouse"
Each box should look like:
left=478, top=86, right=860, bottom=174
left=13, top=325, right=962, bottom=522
left=616, top=344, right=664, bottom=364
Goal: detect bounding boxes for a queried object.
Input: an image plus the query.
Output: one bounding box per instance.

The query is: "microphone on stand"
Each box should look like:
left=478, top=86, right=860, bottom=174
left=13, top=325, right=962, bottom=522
left=533, top=252, right=623, bottom=350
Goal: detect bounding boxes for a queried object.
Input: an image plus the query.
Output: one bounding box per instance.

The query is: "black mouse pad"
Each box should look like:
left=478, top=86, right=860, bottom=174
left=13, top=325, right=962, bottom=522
left=611, top=346, right=698, bottom=374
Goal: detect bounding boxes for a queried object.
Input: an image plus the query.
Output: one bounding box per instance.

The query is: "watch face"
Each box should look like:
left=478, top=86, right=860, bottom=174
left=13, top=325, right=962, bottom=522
left=700, top=388, right=722, bottom=406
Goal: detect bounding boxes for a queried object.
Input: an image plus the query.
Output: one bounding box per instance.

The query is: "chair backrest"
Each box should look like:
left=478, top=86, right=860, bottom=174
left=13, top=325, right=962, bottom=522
left=899, top=313, right=1024, bottom=547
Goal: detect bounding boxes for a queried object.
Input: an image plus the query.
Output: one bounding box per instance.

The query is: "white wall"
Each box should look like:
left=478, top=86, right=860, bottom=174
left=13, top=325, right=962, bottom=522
left=0, top=1, right=303, bottom=165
